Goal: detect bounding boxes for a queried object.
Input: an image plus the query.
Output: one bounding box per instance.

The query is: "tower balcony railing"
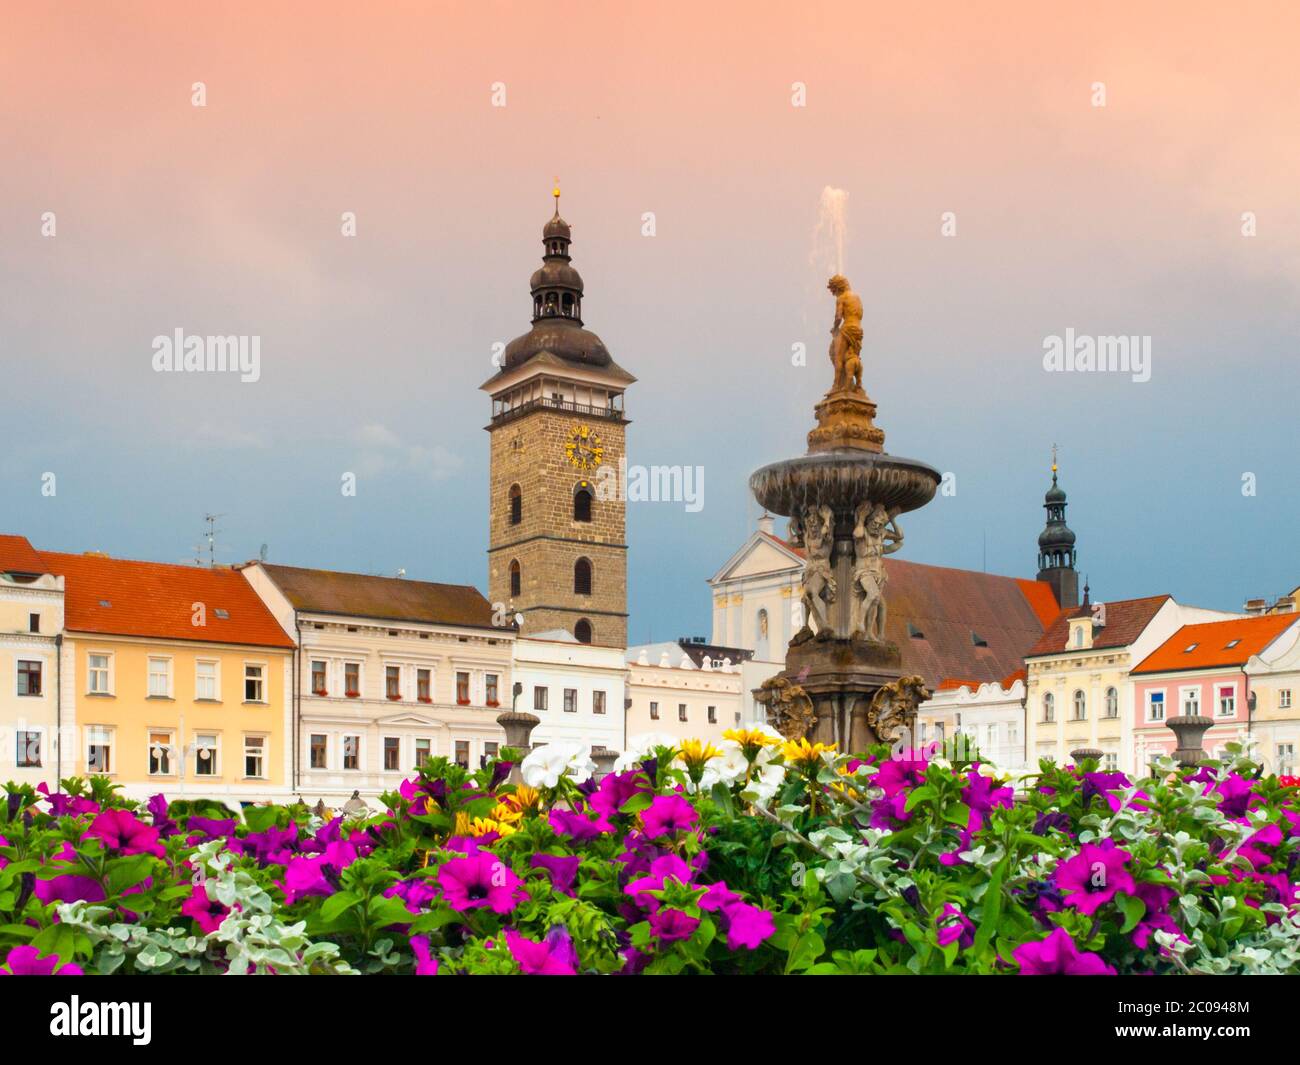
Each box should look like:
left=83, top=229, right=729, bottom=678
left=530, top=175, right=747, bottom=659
left=490, top=395, right=626, bottom=426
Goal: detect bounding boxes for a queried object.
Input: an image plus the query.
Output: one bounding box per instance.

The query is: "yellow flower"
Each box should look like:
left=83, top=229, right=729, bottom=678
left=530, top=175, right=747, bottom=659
left=490, top=801, right=524, bottom=825
left=723, top=727, right=780, bottom=753
left=501, top=785, right=542, bottom=815
left=780, top=737, right=837, bottom=765
left=676, top=738, right=722, bottom=771
left=453, top=812, right=516, bottom=838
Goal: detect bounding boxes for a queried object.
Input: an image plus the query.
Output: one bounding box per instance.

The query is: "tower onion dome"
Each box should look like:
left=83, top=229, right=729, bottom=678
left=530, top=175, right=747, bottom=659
left=1037, top=469, right=1077, bottom=568
left=502, top=190, right=612, bottom=371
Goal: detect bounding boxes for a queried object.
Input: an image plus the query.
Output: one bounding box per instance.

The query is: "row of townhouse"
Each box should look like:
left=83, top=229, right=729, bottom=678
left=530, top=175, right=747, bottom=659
left=2, top=534, right=760, bottom=805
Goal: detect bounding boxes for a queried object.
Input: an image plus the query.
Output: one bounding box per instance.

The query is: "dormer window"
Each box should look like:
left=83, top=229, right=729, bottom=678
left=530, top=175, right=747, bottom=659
left=907, top=623, right=925, bottom=639
left=1224, top=639, right=1240, bottom=649
left=971, top=631, right=988, bottom=647
left=1184, top=642, right=1199, bottom=653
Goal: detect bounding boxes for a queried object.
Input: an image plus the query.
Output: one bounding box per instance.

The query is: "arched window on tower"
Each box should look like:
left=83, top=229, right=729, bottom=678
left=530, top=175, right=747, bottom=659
left=562, top=293, right=574, bottom=317
left=509, top=560, right=521, bottom=598
left=574, top=619, right=592, bottom=644
left=573, top=487, right=592, bottom=522
left=574, top=558, right=592, bottom=595
left=509, top=484, right=522, bottom=526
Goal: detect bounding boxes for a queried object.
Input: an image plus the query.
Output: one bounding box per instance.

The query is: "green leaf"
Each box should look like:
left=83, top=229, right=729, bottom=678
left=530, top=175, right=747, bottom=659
left=1116, top=892, right=1146, bottom=935
left=973, top=855, right=1008, bottom=957
left=106, top=854, right=154, bottom=896
left=904, top=786, right=937, bottom=812
left=784, top=931, right=826, bottom=974
left=319, top=890, right=362, bottom=923
left=242, top=805, right=283, bottom=833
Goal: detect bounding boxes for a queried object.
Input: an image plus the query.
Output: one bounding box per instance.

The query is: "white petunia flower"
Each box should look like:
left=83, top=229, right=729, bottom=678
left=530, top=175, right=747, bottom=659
left=521, top=741, right=596, bottom=789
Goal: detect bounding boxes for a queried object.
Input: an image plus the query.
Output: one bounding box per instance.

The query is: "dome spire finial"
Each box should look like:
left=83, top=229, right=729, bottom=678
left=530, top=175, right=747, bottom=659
left=552, top=176, right=561, bottom=216
left=1051, top=442, right=1059, bottom=481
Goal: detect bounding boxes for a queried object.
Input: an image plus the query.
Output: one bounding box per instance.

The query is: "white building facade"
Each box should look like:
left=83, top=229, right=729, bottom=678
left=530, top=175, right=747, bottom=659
left=513, top=634, right=626, bottom=753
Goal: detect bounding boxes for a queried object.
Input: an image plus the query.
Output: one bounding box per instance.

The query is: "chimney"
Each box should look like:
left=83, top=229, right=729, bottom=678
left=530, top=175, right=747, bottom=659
left=1244, top=598, right=1268, bottom=616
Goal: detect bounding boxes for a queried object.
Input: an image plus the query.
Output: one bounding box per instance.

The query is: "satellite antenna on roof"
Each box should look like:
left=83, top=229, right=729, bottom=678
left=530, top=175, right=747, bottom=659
left=259, top=544, right=268, bottom=562
left=186, top=514, right=226, bottom=567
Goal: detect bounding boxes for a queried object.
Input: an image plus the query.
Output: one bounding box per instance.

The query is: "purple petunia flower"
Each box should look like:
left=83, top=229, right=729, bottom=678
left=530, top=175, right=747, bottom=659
left=720, top=901, right=775, bottom=950
left=640, top=795, right=698, bottom=840
left=83, top=809, right=166, bottom=858
left=180, top=884, right=231, bottom=934
left=1032, top=811, right=1073, bottom=836
left=38, top=783, right=98, bottom=819
left=437, top=851, right=525, bottom=914
left=410, top=935, right=439, bottom=975
left=1080, top=771, right=1132, bottom=805
left=146, top=795, right=179, bottom=837
left=185, top=816, right=237, bottom=844
left=0, top=945, right=83, bottom=976
left=1211, top=773, right=1256, bottom=819
left=548, top=808, right=615, bottom=840
left=963, top=770, right=1013, bottom=815
left=35, top=842, right=106, bottom=906
left=506, top=926, right=579, bottom=975
left=936, top=903, right=976, bottom=949
left=1056, top=841, right=1136, bottom=915
left=229, top=823, right=301, bottom=866
left=384, top=878, right=441, bottom=914
left=531, top=853, right=581, bottom=897
left=1013, top=926, right=1116, bottom=975
left=648, top=908, right=700, bottom=943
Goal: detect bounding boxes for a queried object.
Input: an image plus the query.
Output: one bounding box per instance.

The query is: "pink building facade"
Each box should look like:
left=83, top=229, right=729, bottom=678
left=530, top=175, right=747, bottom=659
left=1131, top=669, right=1251, bottom=767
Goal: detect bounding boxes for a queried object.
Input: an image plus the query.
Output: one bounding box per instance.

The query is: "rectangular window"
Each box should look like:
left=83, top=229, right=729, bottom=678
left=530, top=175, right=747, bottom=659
left=707, top=705, right=717, bottom=724
left=342, top=735, right=360, bottom=770
left=486, top=674, right=499, bottom=706
left=533, top=686, right=548, bottom=712
left=244, top=736, right=266, bottom=778
left=87, top=727, right=113, bottom=773
left=88, top=653, right=111, bottom=694
left=679, top=703, right=688, bottom=722
left=564, top=688, right=577, bottom=713
left=148, top=730, right=173, bottom=775
left=593, top=690, right=606, bottom=715
left=415, top=738, right=431, bottom=767
left=1280, top=689, right=1293, bottom=709
left=454, top=740, right=470, bottom=769
left=196, top=659, right=218, bottom=700
left=17, top=660, right=42, bottom=697
left=345, top=662, right=360, bottom=696
left=456, top=672, right=470, bottom=704
left=1148, top=692, right=1165, bottom=721
left=484, top=741, right=499, bottom=762
left=383, top=737, right=401, bottom=771
left=311, top=660, right=328, bottom=695
left=1182, top=689, right=1200, bottom=716
left=386, top=665, right=402, bottom=700
left=417, top=668, right=432, bottom=702
left=1218, top=686, right=1236, bottom=717
left=147, top=657, right=171, bottom=698
left=649, top=700, right=659, bottom=720
left=244, top=664, right=265, bottom=703
left=17, top=730, right=41, bottom=768
left=28, top=612, right=40, bottom=633
left=1279, top=744, right=1295, bottom=775
left=310, top=734, right=327, bottom=769
left=195, top=734, right=218, bottom=776
left=1103, top=753, right=1119, bottom=771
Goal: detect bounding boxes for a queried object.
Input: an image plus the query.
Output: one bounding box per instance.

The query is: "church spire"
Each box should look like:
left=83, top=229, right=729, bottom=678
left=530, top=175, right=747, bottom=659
left=1037, top=445, right=1079, bottom=608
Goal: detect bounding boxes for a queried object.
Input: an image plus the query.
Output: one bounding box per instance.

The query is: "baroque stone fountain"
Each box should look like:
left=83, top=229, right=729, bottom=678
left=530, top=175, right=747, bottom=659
left=750, top=275, right=940, bottom=752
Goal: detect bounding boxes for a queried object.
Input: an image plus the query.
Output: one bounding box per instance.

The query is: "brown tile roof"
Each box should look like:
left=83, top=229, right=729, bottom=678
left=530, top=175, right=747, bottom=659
left=42, top=552, right=294, bottom=648
left=1025, top=594, right=1171, bottom=658
left=883, top=558, right=1058, bottom=691
left=260, top=563, right=499, bottom=631
left=1132, top=614, right=1298, bottom=675
left=0, top=535, right=46, bottom=575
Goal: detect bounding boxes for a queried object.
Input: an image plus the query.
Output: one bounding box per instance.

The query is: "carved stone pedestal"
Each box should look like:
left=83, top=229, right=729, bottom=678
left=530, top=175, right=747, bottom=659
left=808, top=390, right=885, bottom=454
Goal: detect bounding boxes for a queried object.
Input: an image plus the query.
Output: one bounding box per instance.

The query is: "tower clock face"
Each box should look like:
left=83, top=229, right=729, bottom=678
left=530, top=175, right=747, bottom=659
left=564, top=425, right=604, bottom=470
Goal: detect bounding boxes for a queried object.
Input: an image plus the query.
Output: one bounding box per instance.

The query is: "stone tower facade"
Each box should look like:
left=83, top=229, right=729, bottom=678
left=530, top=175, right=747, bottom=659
left=481, top=194, right=635, bottom=647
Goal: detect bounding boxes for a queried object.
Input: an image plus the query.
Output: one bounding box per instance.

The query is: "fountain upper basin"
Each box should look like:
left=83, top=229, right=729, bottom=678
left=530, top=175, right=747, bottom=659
left=749, top=449, right=940, bottom=517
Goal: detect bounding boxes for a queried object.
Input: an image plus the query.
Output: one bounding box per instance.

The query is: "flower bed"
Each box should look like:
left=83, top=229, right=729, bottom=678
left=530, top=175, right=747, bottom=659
left=1, top=731, right=1298, bottom=975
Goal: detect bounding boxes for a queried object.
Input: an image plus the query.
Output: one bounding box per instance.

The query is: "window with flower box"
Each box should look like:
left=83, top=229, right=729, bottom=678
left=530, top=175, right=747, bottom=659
left=456, top=672, right=471, bottom=705
left=417, top=668, right=432, bottom=703
left=485, top=674, right=499, bottom=707
left=311, top=660, right=328, bottom=696
left=386, top=666, right=402, bottom=700
left=345, top=662, right=361, bottom=697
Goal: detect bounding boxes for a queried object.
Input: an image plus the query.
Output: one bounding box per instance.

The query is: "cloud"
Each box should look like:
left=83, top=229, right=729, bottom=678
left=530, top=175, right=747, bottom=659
left=351, top=424, right=462, bottom=482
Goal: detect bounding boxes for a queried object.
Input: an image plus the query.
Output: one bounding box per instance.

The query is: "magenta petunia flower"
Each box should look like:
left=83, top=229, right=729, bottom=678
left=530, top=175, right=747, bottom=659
left=38, top=782, right=99, bottom=819
left=1013, top=926, right=1116, bottom=975
left=1238, top=823, right=1284, bottom=870
left=936, top=903, right=975, bottom=949
left=506, top=927, right=578, bottom=975
left=437, top=851, right=525, bottom=914
left=531, top=853, right=581, bottom=896
left=1055, top=841, right=1135, bottom=915
left=35, top=842, right=106, bottom=906
left=1210, top=774, right=1257, bottom=819
left=0, top=833, right=8, bottom=871
left=180, top=884, right=231, bottom=934
left=962, top=771, right=1013, bottom=814
left=0, top=945, right=83, bottom=976
left=548, top=808, right=615, bottom=840
left=698, top=880, right=741, bottom=913
left=590, top=770, right=650, bottom=819
left=649, top=908, right=700, bottom=943
left=874, top=757, right=929, bottom=798
left=625, top=854, right=694, bottom=909
left=410, top=935, right=439, bottom=975
left=280, top=839, right=357, bottom=904
left=721, top=901, right=775, bottom=950
left=384, top=878, right=441, bottom=914
left=640, top=795, right=698, bottom=840
left=84, top=809, right=166, bottom=858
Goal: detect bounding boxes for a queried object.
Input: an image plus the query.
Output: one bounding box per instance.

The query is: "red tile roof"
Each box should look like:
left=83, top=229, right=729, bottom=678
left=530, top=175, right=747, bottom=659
left=1132, top=614, right=1298, bottom=675
left=42, top=552, right=294, bottom=648
left=1025, top=595, right=1171, bottom=658
left=0, top=535, right=46, bottom=575
left=259, top=564, right=499, bottom=630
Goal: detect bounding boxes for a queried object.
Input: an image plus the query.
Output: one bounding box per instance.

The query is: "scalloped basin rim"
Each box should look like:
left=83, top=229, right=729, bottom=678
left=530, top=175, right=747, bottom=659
left=749, top=450, right=941, bottom=517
